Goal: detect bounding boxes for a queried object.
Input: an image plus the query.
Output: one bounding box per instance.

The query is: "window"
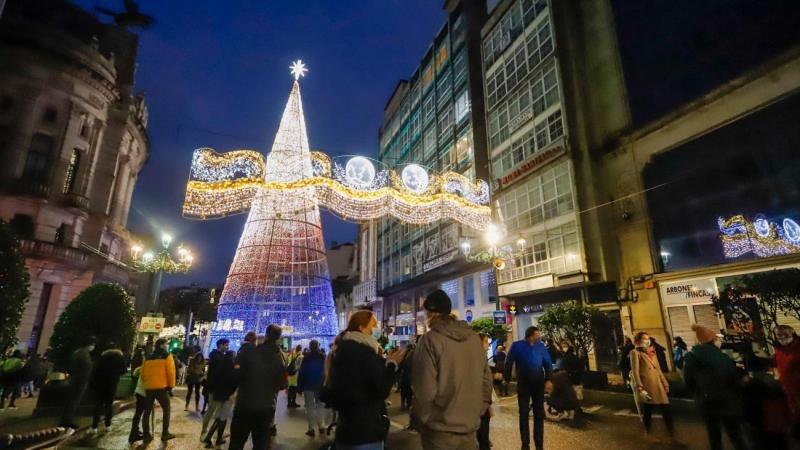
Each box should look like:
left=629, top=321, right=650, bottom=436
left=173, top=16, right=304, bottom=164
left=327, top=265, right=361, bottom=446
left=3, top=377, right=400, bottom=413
left=43, top=107, right=57, bottom=124
left=23, top=133, right=55, bottom=182
left=454, top=132, right=472, bottom=166
left=497, top=159, right=573, bottom=233
left=480, top=270, right=498, bottom=304
left=423, top=94, right=436, bottom=125
left=424, top=127, right=437, bottom=160
left=437, top=71, right=452, bottom=108
left=499, top=220, right=580, bottom=284
left=455, top=90, right=470, bottom=123
left=464, top=274, right=475, bottom=306
left=438, top=104, right=454, bottom=138
left=453, top=51, right=467, bottom=88
left=435, top=42, right=449, bottom=70
left=62, top=149, right=81, bottom=194
left=422, top=63, right=435, bottom=92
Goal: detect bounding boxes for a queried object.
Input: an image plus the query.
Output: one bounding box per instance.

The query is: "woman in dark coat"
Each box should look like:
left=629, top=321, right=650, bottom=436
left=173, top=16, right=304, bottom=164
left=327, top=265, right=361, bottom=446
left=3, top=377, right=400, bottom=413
left=323, top=310, right=405, bottom=449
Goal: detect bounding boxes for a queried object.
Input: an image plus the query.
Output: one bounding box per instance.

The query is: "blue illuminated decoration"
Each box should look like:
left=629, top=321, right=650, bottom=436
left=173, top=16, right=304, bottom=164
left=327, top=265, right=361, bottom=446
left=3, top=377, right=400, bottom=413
left=719, top=214, right=800, bottom=259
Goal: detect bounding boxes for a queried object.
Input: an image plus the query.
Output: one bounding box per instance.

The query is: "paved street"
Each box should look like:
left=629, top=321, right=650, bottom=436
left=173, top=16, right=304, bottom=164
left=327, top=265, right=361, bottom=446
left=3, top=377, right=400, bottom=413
left=58, top=387, right=719, bottom=450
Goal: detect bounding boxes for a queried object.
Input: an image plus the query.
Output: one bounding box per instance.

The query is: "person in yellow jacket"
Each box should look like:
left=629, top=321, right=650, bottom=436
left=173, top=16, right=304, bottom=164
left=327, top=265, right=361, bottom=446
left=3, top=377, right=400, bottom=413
left=140, top=338, right=177, bottom=443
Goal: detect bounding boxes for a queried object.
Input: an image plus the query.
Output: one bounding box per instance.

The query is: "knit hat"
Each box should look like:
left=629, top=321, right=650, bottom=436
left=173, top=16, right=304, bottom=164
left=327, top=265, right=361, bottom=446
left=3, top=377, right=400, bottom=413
left=423, top=289, right=452, bottom=315
left=692, top=324, right=716, bottom=344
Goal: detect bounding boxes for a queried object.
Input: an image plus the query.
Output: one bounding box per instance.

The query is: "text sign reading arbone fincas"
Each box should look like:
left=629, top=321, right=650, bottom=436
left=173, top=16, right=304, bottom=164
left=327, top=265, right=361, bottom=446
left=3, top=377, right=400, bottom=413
left=139, top=316, right=166, bottom=333
left=493, top=310, right=507, bottom=325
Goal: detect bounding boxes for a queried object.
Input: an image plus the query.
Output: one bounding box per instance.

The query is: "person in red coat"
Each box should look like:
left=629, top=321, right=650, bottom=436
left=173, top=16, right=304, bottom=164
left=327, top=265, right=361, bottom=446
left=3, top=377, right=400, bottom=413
left=775, top=325, right=800, bottom=439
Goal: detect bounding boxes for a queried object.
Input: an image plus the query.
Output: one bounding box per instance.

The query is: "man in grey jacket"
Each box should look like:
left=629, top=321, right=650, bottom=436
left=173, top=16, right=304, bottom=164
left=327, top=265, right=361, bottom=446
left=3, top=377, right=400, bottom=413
left=411, top=289, right=492, bottom=450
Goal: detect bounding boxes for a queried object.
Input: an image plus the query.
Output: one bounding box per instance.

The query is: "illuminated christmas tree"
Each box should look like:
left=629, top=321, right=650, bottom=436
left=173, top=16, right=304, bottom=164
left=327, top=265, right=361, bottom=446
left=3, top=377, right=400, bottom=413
left=211, top=61, right=338, bottom=348
left=183, top=61, right=494, bottom=351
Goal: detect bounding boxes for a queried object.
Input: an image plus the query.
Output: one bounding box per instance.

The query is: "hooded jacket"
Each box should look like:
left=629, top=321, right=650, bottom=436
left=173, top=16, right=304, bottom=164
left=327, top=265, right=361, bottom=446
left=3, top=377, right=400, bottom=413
left=683, top=342, right=743, bottom=413
left=141, top=347, right=176, bottom=390
left=411, top=317, right=492, bottom=434
left=297, top=350, right=325, bottom=392
left=207, top=348, right=237, bottom=401
left=90, top=348, right=126, bottom=394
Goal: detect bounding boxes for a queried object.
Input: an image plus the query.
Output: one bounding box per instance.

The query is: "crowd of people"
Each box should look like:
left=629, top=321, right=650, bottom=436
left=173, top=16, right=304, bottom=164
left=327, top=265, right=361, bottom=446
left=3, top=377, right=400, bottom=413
left=5, top=291, right=800, bottom=450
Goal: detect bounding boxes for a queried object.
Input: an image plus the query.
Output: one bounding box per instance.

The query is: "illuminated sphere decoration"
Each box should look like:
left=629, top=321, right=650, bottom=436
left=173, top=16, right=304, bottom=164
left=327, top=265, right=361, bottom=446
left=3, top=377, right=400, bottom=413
left=402, top=164, right=429, bottom=194
left=754, top=215, right=770, bottom=237
left=344, top=156, right=376, bottom=188
left=784, top=218, right=800, bottom=243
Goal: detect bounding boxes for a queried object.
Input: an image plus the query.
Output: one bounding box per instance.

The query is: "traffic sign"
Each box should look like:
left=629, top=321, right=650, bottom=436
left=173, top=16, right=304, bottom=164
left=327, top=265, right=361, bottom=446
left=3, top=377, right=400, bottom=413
left=139, top=316, right=166, bottom=333
left=493, top=310, right=507, bottom=325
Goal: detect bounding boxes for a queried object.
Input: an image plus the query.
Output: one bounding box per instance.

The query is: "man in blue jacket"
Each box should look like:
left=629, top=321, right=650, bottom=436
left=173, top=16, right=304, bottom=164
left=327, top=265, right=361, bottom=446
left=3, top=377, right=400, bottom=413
left=505, top=326, right=552, bottom=450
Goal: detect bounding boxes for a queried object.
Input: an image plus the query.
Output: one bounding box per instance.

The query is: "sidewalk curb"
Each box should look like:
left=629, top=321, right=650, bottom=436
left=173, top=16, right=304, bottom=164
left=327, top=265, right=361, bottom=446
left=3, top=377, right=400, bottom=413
left=52, top=398, right=136, bottom=449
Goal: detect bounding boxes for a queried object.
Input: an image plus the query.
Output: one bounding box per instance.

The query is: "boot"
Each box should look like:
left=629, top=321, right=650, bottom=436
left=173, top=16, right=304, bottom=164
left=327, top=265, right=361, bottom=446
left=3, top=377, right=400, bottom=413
left=215, top=420, right=227, bottom=446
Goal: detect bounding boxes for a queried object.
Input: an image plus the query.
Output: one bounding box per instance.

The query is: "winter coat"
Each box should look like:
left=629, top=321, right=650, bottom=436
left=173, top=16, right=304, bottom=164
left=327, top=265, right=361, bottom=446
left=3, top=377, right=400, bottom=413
left=233, top=341, right=287, bottom=413
left=653, top=341, right=670, bottom=373
left=141, top=348, right=176, bottom=390
left=683, top=342, right=743, bottom=415
left=630, top=348, right=669, bottom=404
left=186, top=356, right=206, bottom=383
left=68, top=347, right=94, bottom=391
left=547, top=371, right=580, bottom=412
left=90, top=349, right=126, bottom=394
left=323, top=331, right=396, bottom=446
left=0, top=356, right=25, bottom=385
left=297, top=351, right=325, bottom=392
left=207, top=349, right=236, bottom=401
left=559, top=349, right=584, bottom=385
left=774, top=337, right=800, bottom=416
left=411, top=317, right=492, bottom=435
left=492, top=350, right=507, bottom=373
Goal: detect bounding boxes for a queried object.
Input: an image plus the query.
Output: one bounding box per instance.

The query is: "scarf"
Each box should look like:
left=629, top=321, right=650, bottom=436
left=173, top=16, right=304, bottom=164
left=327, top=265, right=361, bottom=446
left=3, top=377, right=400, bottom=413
left=342, top=331, right=380, bottom=354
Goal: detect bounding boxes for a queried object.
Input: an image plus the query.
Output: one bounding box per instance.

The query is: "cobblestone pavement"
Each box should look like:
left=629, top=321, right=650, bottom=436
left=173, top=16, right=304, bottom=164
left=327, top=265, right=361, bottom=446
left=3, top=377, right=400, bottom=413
left=61, top=388, right=718, bottom=450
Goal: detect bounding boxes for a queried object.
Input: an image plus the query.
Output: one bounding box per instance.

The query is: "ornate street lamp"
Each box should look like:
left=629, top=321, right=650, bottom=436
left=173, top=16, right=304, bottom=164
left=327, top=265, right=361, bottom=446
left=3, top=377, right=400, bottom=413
left=460, top=223, right=526, bottom=270
left=130, top=232, right=194, bottom=311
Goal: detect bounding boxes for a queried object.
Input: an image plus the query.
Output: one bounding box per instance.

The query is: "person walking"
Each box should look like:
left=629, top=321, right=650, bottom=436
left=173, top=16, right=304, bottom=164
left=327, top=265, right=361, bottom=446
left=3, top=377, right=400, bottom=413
left=60, top=336, right=96, bottom=428
left=505, top=326, right=552, bottom=450
left=398, top=343, right=415, bottom=411
left=683, top=324, right=746, bottom=450
left=476, top=333, right=494, bottom=450
left=672, top=337, right=688, bottom=376
left=410, top=290, right=491, bottom=450
left=323, top=310, right=405, bottom=450
left=185, top=352, right=205, bottom=412
left=201, top=339, right=236, bottom=448
left=88, top=342, right=126, bottom=434
left=0, top=350, right=25, bottom=410
left=128, top=365, right=147, bottom=444
left=492, top=344, right=509, bottom=396
left=130, top=346, right=145, bottom=375
left=774, top=324, right=800, bottom=439
left=286, top=344, right=303, bottom=408
left=298, top=339, right=326, bottom=438
left=228, top=324, right=287, bottom=450
left=650, top=337, right=670, bottom=373
left=140, top=338, right=177, bottom=443
left=630, top=332, right=675, bottom=442
left=619, top=337, right=634, bottom=387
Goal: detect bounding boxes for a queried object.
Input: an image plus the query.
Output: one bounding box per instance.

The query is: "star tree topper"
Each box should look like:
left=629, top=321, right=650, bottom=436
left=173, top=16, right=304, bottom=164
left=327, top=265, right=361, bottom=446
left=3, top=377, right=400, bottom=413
left=290, top=60, right=308, bottom=80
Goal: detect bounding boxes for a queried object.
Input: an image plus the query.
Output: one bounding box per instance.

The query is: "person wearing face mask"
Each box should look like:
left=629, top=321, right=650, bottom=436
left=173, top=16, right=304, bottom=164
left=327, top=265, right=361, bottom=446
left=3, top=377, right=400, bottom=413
left=683, top=324, right=746, bottom=450
left=411, top=289, right=491, bottom=450
left=505, top=326, right=552, bottom=450
left=59, top=335, right=96, bottom=428
left=630, top=332, right=675, bottom=442
left=323, top=310, right=406, bottom=450
left=774, top=324, right=800, bottom=440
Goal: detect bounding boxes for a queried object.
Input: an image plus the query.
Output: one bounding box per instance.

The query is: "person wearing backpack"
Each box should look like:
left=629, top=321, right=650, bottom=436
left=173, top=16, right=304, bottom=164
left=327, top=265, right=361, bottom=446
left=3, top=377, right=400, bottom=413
left=286, top=345, right=303, bottom=408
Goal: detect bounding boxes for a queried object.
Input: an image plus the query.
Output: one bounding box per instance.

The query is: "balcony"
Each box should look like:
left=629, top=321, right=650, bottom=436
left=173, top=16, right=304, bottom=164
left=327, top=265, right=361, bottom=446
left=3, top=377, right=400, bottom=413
left=61, top=193, right=90, bottom=210
left=10, top=180, right=51, bottom=198
left=353, top=278, right=377, bottom=306
left=18, top=239, right=89, bottom=268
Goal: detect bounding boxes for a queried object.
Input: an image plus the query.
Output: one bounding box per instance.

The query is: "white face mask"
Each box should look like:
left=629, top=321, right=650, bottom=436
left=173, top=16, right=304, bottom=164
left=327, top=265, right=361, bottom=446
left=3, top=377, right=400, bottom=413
left=371, top=328, right=382, bottom=340
left=87, top=345, right=96, bottom=352
left=640, top=339, right=651, bottom=348
left=713, top=339, right=722, bottom=348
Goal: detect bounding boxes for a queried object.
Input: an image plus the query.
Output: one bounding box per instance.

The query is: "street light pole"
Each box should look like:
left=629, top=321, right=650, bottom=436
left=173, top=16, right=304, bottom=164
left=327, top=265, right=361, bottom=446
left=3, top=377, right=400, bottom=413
left=150, top=268, right=164, bottom=311
left=131, top=232, right=194, bottom=313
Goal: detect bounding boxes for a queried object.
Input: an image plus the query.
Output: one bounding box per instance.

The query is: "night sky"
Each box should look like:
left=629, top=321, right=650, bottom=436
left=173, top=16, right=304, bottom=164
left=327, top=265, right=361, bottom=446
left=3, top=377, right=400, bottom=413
left=74, top=1, right=446, bottom=287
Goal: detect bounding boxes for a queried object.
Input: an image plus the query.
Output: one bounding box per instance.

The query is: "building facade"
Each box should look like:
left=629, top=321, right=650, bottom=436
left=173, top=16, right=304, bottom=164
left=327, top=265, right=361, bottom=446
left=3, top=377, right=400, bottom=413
left=481, top=0, right=629, bottom=371
left=0, top=0, right=149, bottom=352
left=374, top=0, right=502, bottom=345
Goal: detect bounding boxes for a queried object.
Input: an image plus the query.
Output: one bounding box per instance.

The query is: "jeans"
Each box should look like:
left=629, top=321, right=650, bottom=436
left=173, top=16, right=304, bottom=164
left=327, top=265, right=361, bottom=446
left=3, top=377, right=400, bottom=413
left=92, top=389, right=115, bottom=428
left=303, top=390, right=324, bottom=430
left=185, top=381, right=201, bottom=409
left=420, top=427, right=478, bottom=450
left=641, top=403, right=674, bottom=435
left=201, top=394, right=222, bottom=434
left=477, top=410, right=491, bottom=450
left=128, top=394, right=146, bottom=441
left=703, top=413, right=747, bottom=450
left=142, top=389, right=171, bottom=438
left=228, top=407, right=275, bottom=450
left=518, top=379, right=545, bottom=449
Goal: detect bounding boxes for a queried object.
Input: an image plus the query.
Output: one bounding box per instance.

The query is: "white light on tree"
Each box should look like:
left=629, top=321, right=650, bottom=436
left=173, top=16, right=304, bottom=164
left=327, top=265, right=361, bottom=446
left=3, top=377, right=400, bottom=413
left=402, top=164, right=429, bottom=194
left=290, top=60, right=308, bottom=80
left=344, top=156, right=376, bottom=187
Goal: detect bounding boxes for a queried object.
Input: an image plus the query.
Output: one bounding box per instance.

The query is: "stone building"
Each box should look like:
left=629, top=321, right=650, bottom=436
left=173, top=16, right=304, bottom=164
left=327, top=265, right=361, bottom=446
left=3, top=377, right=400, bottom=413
left=0, top=0, right=149, bottom=352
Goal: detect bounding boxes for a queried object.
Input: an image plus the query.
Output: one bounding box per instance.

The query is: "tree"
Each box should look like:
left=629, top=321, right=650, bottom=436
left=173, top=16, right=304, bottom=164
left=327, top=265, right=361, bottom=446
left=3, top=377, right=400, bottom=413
left=48, top=283, right=136, bottom=369
left=470, top=316, right=510, bottom=345
left=0, top=220, right=31, bottom=351
left=712, top=269, right=800, bottom=345
left=537, top=301, right=602, bottom=361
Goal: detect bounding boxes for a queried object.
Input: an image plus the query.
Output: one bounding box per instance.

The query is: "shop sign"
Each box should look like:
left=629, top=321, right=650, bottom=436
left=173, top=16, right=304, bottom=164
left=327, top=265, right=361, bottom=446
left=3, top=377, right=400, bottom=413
left=499, top=146, right=565, bottom=188
left=659, top=278, right=717, bottom=305
left=423, top=249, right=457, bottom=272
